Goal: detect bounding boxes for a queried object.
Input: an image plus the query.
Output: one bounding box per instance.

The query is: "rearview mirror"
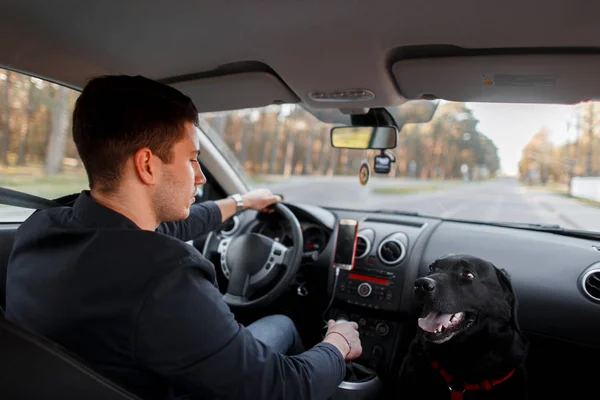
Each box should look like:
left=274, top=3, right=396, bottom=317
left=330, top=126, right=398, bottom=150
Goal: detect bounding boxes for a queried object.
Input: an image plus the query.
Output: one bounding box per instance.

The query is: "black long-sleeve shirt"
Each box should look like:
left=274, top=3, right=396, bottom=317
left=5, top=191, right=345, bottom=399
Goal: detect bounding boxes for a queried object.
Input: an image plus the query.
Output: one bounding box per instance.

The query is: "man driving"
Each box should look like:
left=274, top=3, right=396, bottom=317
left=5, top=75, right=362, bottom=399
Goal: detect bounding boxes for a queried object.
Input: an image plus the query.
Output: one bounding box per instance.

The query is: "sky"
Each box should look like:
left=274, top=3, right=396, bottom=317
left=466, top=102, right=580, bottom=175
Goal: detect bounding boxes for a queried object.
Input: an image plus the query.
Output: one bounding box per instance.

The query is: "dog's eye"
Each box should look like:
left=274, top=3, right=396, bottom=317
left=462, top=271, right=475, bottom=279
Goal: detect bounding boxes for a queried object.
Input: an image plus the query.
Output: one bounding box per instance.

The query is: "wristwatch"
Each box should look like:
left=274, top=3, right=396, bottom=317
left=229, top=193, right=244, bottom=214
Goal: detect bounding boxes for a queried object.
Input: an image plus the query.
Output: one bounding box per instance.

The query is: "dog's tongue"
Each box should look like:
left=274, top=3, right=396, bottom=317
left=418, top=311, right=453, bottom=333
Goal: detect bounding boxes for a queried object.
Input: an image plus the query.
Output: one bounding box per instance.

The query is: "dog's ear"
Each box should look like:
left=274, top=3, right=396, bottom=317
left=494, top=266, right=522, bottom=333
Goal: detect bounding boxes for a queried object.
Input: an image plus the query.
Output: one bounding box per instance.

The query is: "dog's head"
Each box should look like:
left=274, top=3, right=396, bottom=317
left=413, top=253, right=520, bottom=345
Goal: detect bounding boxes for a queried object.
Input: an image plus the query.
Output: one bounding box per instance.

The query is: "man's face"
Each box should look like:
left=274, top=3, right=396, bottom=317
left=153, top=122, right=206, bottom=222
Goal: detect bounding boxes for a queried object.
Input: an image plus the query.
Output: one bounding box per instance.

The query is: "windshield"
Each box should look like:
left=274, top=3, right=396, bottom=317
left=200, top=101, right=600, bottom=233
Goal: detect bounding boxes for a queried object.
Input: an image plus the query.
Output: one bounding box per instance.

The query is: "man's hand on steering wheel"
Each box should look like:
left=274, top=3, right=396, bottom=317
left=242, top=189, right=282, bottom=213
left=217, top=189, right=282, bottom=223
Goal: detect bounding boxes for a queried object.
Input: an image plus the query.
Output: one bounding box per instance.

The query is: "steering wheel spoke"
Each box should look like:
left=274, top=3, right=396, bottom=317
left=280, top=243, right=295, bottom=266
left=271, top=241, right=289, bottom=266
left=217, top=237, right=233, bottom=279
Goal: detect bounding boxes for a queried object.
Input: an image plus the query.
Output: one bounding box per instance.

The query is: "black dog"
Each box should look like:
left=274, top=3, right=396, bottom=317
left=396, top=254, right=528, bottom=399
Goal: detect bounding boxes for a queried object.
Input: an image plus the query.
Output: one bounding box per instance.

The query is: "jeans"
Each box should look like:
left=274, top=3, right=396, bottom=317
left=247, top=314, right=305, bottom=355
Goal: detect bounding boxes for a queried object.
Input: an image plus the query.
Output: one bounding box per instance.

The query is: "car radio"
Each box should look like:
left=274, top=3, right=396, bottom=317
left=335, top=266, right=399, bottom=311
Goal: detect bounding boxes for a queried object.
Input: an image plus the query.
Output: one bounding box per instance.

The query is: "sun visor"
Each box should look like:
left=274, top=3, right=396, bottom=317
left=170, top=72, right=300, bottom=112
left=392, top=54, right=600, bottom=104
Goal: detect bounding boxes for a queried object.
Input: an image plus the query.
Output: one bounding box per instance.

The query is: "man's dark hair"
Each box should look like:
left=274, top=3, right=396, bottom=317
left=73, top=75, right=199, bottom=192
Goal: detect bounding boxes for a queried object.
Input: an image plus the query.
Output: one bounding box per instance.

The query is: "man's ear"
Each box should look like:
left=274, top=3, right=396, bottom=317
left=494, top=266, right=522, bottom=333
left=133, top=148, right=157, bottom=185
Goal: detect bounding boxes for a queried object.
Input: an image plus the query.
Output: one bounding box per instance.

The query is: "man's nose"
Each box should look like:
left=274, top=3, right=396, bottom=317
left=414, top=277, right=436, bottom=295
left=195, top=164, right=207, bottom=185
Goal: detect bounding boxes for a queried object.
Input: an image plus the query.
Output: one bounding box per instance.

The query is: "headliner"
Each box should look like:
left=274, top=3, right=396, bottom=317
left=2, top=0, right=598, bottom=110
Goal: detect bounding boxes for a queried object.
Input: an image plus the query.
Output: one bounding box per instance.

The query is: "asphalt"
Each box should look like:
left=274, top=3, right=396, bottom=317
left=259, top=177, right=600, bottom=232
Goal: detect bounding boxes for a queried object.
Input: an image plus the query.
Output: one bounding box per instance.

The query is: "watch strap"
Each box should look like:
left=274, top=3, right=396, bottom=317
left=229, top=193, right=244, bottom=214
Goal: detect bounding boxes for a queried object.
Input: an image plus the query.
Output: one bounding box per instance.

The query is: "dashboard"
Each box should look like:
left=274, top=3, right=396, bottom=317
left=252, top=216, right=330, bottom=256
left=214, top=202, right=600, bottom=345
left=219, top=208, right=332, bottom=259
left=208, top=201, right=600, bottom=395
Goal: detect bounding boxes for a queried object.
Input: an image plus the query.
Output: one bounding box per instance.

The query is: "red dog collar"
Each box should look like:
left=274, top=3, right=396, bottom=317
left=431, top=360, right=515, bottom=400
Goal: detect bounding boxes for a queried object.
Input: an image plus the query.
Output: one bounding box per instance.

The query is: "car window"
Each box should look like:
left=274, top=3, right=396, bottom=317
left=200, top=101, right=600, bottom=234
left=0, top=69, right=86, bottom=222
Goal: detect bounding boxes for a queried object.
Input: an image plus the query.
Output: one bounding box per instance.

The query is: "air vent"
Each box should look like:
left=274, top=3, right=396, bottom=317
left=355, top=234, right=371, bottom=259
left=377, top=239, right=406, bottom=265
left=221, top=216, right=239, bottom=236
left=581, top=267, right=600, bottom=303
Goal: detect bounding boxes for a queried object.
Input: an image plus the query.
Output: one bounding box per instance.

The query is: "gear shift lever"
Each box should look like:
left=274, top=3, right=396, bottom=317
left=333, top=317, right=357, bottom=376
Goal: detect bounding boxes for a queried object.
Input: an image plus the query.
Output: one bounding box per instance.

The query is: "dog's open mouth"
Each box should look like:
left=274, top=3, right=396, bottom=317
left=418, top=311, right=475, bottom=343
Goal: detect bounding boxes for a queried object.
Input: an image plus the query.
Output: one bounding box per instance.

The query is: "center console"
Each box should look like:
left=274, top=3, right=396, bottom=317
left=330, top=257, right=406, bottom=370
left=330, top=361, right=382, bottom=400
left=327, top=307, right=401, bottom=372
left=326, top=228, right=414, bottom=373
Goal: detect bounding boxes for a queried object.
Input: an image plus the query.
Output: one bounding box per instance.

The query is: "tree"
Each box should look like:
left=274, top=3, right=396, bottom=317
left=518, top=129, right=561, bottom=184
left=44, top=86, right=70, bottom=175
left=0, top=71, right=12, bottom=165
left=180, top=101, right=501, bottom=181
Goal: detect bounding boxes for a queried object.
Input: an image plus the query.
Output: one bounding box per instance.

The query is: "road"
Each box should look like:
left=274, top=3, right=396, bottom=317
left=1, top=177, right=599, bottom=232
left=259, top=177, right=600, bottom=232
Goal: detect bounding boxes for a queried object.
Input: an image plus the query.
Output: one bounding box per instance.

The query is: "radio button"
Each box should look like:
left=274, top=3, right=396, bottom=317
left=372, top=345, right=384, bottom=357
left=376, top=323, right=390, bottom=336
left=357, top=283, right=372, bottom=297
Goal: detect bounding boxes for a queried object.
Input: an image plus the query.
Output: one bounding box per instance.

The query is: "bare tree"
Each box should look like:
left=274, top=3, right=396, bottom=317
left=0, top=71, right=12, bottom=165
left=585, top=102, right=595, bottom=176
left=16, top=78, right=36, bottom=165
left=44, top=86, right=69, bottom=175
left=269, top=113, right=284, bottom=174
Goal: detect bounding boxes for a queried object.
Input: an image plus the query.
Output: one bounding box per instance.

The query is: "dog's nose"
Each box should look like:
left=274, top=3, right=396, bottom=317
left=414, top=277, right=436, bottom=294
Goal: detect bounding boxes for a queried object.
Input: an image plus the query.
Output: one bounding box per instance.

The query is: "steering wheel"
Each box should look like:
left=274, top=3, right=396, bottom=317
left=212, top=203, right=304, bottom=307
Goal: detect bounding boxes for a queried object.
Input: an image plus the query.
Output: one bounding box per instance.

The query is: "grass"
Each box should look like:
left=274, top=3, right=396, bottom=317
left=0, top=168, right=88, bottom=200
left=248, top=175, right=282, bottom=184
left=372, top=184, right=441, bottom=195
left=528, top=183, right=569, bottom=195
left=563, top=194, right=600, bottom=208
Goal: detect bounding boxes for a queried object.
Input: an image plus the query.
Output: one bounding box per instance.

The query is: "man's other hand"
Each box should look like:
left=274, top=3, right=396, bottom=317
left=242, top=189, right=282, bottom=212
left=323, top=320, right=362, bottom=360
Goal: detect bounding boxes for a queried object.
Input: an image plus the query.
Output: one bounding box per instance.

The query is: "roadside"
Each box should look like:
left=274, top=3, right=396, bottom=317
left=371, top=185, right=441, bottom=195
left=528, top=183, right=600, bottom=208
left=524, top=184, right=600, bottom=231
left=0, top=167, right=87, bottom=199
left=0, top=167, right=87, bottom=224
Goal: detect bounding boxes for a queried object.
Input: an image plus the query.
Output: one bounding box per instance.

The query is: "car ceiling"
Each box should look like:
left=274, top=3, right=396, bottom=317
left=2, top=0, right=600, bottom=111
